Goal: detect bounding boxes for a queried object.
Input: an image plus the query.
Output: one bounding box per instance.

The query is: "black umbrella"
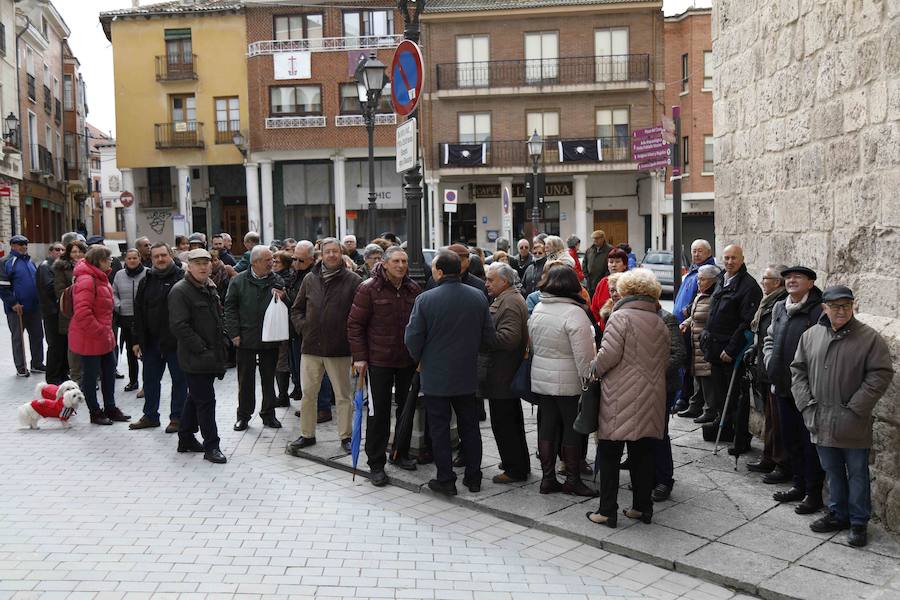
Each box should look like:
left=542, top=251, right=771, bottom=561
left=391, top=372, right=420, bottom=462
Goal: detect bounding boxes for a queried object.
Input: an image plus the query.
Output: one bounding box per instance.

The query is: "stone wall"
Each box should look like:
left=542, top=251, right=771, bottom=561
left=712, top=0, right=900, bottom=530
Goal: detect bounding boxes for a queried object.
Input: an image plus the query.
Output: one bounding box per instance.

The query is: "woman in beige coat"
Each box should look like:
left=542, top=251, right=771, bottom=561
left=678, top=264, right=721, bottom=419
left=586, top=269, right=669, bottom=527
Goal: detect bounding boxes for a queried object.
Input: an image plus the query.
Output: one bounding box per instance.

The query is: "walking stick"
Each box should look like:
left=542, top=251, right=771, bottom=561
left=713, top=331, right=754, bottom=458
left=17, top=310, right=26, bottom=368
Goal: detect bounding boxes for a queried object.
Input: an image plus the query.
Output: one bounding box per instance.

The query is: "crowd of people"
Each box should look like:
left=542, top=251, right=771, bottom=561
left=0, top=227, right=892, bottom=548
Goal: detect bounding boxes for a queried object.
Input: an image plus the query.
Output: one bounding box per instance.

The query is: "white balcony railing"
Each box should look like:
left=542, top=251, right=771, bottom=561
left=265, top=116, right=327, bottom=129
left=248, top=34, right=404, bottom=57
left=334, top=113, right=398, bottom=127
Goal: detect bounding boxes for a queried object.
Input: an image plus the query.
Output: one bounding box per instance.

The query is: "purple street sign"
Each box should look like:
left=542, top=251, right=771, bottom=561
left=638, top=158, right=672, bottom=170
left=633, top=148, right=671, bottom=161
left=632, top=138, right=668, bottom=151
left=632, top=126, right=665, bottom=138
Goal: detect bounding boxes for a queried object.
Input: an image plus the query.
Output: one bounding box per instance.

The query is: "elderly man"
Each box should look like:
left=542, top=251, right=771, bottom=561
left=479, top=262, right=530, bottom=484
left=234, top=231, right=261, bottom=273
left=135, top=236, right=152, bottom=268
left=521, top=239, right=547, bottom=297
left=0, top=235, right=44, bottom=377
left=342, top=235, right=365, bottom=266
left=698, top=245, right=762, bottom=432
left=225, top=244, right=286, bottom=431
left=168, top=248, right=227, bottom=464
left=131, top=242, right=187, bottom=432
left=406, top=250, right=496, bottom=496
left=509, top=238, right=532, bottom=280
left=792, top=286, right=893, bottom=547
left=347, top=246, right=421, bottom=485
left=36, top=241, right=66, bottom=384
left=288, top=237, right=362, bottom=453
left=763, top=266, right=825, bottom=514
left=282, top=238, right=297, bottom=254
left=211, top=234, right=236, bottom=267
left=286, top=240, right=316, bottom=402
left=582, top=230, right=613, bottom=298
left=357, top=243, right=383, bottom=280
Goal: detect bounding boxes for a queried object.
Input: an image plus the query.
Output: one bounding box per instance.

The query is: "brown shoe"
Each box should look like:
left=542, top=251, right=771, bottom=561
left=136, top=388, right=144, bottom=398
left=105, top=406, right=131, bottom=422
left=129, top=416, right=160, bottom=429
left=316, top=410, right=332, bottom=423
left=165, top=420, right=180, bottom=434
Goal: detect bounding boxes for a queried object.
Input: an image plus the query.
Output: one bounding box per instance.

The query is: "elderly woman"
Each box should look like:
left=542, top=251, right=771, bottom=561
left=54, top=239, right=88, bottom=385
left=587, top=268, right=669, bottom=527
left=492, top=250, right=509, bottom=265
left=112, top=248, right=147, bottom=392
left=529, top=264, right=597, bottom=497
left=543, top=235, right=575, bottom=267
left=678, top=264, right=722, bottom=421
left=357, top=243, right=383, bottom=280
left=590, top=247, right=630, bottom=325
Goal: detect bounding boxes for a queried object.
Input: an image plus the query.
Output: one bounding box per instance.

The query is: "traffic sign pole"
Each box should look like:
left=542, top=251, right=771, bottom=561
left=672, top=106, right=683, bottom=294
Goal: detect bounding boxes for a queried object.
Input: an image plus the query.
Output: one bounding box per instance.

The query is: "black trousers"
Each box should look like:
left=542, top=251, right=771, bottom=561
left=181, top=373, right=220, bottom=451
left=42, top=312, right=67, bottom=384
left=488, top=397, right=531, bottom=479
left=777, top=394, right=825, bottom=495
left=365, top=365, right=415, bottom=470
left=710, top=362, right=751, bottom=443
left=536, top=394, right=581, bottom=446
left=236, top=347, right=278, bottom=421
left=424, top=394, right=482, bottom=484
left=119, top=315, right=140, bottom=386
left=596, top=437, right=655, bottom=517
left=651, top=415, right=674, bottom=488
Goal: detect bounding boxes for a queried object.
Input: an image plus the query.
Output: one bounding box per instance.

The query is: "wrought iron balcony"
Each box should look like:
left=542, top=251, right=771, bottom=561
left=214, top=120, right=240, bottom=144
left=334, top=113, right=397, bottom=127
left=37, top=145, right=53, bottom=176
left=155, top=55, right=198, bottom=81
left=264, top=116, right=326, bottom=129
left=26, top=74, right=35, bottom=101
left=437, top=137, right=632, bottom=169
left=435, top=54, right=650, bottom=91
left=154, top=122, right=204, bottom=149
left=248, top=34, right=403, bottom=57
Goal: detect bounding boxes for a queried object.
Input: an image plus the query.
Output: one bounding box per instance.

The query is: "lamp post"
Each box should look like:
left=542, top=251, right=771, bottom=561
left=231, top=130, right=247, bottom=158
left=355, top=51, right=387, bottom=244
left=3, top=112, right=18, bottom=148
left=527, top=130, right=543, bottom=238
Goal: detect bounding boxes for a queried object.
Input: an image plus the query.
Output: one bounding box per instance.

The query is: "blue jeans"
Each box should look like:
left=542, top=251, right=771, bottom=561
left=141, top=340, right=187, bottom=422
left=816, top=446, right=871, bottom=525
left=81, top=352, right=117, bottom=413
left=318, top=372, right=333, bottom=412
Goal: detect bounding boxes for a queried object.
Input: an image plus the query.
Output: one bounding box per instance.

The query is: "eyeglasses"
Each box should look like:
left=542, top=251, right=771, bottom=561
left=51, top=247, right=64, bottom=252
left=761, top=276, right=780, bottom=281
left=826, top=302, right=853, bottom=312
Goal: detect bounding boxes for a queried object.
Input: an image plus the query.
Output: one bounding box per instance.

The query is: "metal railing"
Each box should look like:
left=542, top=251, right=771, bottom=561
left=26, top=74, right=35, bottom=101
left=155, top=55, right=198, bottom=81
left=437, top=137, right=632, bottom=168
left=154, top=121, right=204, bottom=149
left=37, top=145, right=53, bottom=176
left=436, top=54, right=650, bottom=90
left=43, top=86, right=51, bottom=113
left=248, top=34, right=403, bottom=57
left=214, top=120, right=240, bottom=144
left=265, top=116, right=326, bottom=129
left=334, top=113, right=397, bottom=127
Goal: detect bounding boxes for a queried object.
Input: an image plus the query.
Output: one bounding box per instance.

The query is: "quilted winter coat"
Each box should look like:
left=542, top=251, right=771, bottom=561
left=592, top=297, right=668, bottom=441
left=528, top=294, right=595, bottom=397
left=682, top=290, right=713, bottom=377
left=68, top=260, right=116, bottom=357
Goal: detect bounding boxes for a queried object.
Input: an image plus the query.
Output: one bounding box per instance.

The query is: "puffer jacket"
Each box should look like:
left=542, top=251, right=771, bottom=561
left=68, top=260, right=116, bottom=356
left=528, top=294, right=595, bottom=396
left=291, top=263, right=361, bottom=357
left=682, top=290, right=714, bottom=377
left=659, top=307, right=688, bottom=400
left=112, top=267, right=147, bottom=317
left=763, top=287, right=824, bottom=397
left=347, top=262, right=420, bottom=368
left=791, top=315, right=893, bottom=448
left=478, top=287, right=529, bottom=398
left=592, top=297, right=668, bottom=441
left=53, top=258, right=76, bottom=334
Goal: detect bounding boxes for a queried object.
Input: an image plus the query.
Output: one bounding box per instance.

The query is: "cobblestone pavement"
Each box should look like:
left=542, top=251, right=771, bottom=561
left=0, top=325, right=762, bottom=600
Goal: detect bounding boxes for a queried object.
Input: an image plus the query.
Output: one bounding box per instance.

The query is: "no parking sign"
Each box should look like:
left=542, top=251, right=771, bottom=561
left=390, top=40, right=424, bottom=117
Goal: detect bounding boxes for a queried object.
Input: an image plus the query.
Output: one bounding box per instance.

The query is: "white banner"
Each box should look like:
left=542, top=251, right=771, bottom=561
left=274, top=52, right=311, bottom=80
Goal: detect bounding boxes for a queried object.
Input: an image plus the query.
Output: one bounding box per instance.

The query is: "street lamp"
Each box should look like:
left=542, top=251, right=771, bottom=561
left=527, top=129, right=543, bottom=238
left=231, top=130, right=247, bottom=158
left=355, top=51, right=387, bottom=243
left=3, top=112, right=18, bottom=148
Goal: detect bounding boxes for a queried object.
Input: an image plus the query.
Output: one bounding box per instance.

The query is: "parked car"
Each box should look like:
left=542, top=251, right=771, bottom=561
left=640, top=249, right=687, bottom=296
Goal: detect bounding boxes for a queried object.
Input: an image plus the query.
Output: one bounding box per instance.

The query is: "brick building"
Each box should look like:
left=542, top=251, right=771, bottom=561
left=244, top=0, right=402, bottom=242
left=63, top=41, right=90, bottom=235
left=419, top=0, right=665, bottom=253
left=663, top=6, right=715, bottom=250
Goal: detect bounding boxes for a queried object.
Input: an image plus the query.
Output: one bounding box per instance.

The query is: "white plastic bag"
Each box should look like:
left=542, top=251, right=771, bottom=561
left=261, top=294, right=290, bottom=342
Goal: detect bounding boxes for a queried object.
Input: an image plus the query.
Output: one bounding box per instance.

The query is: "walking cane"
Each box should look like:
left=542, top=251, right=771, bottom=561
left=17, top=309, right=26, bottom=368
left=713, top=330, right=755, bottom=458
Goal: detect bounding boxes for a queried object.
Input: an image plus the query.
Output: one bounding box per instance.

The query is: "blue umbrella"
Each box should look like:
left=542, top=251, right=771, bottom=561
left=351, top=374, right=366, bottom=480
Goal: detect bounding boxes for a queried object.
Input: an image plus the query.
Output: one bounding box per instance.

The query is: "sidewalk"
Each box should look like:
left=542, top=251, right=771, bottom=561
left=288, top=399, right=900, bottom=600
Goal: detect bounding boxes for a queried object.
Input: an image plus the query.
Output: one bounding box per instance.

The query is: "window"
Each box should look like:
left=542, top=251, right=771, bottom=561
left=56, top=133, right=61, bottom=176
left=215, top=96, right=240, bottom=132
left=25, top=46, right=34, bottom=75
left=274, top=14, right=323, bottom=43
left=53, top=77, right=59, bottom=99
left=147, top=167, right=172, bottom=208
left=45, top=125, right=51, bottom=154
left=171, top=94, right=196, bottom=122
left=115, top=207, right=126, bottom=231
left=343, top=10, right=393, bottom=40
left=703, top=135, right=714, bottom=173
left=526, top=111, right=559, bottom=139
left=270, top=85, right=321, bottom=115
left=339, top=83, right=391, bottom=114
left=456, top=35, right=489, bottom=88
left=703, top=51, right=713, bottom=89
left=524, top=32, right=558, bottom=83
left=64, top=133, right=74, bottom=163
left=595, top=28, right=629, bottom=82
left=681, top=53, right=689, bottom=93
left=28, top=112, right=37, bottom=168
left=165, top=29, right=193, bottom=66
left=458, top=112, right=490, bottom=143
left=41, top=16, right=48, bottom=39
left=63, top=75, right=73, bottom=110
left=43, top=64, right=50, bottom=88
left=0, top=22, right=6, bottom=56
left=682, top=136, right=690, bottom=172
left=596, top=108, right=629, bottom=160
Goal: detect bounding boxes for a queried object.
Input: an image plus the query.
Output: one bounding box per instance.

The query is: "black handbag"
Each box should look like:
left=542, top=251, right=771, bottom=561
left=573, top=378, right=601, bottom=435
left=511, top=352, right=537, bottom=405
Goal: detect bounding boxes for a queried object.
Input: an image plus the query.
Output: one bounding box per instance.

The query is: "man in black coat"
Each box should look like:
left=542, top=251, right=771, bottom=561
left=508, top=238, right=533, bottom=280
left=36, top=242, right=67, bottom=384
left=130, top=242, right=188, bottom=433
left=168, top=249, right=227, bottom=463
left=405, top=250, right=496, bottom=496
left=699, top=245, right=763, bottom=443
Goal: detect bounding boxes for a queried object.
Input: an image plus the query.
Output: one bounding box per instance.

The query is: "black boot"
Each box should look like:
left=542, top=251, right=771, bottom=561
left=538, top=440, right=562, bottom=494
left=561, top=445, right=599, bottom=497
left=276, top=372, right=291, bottom=407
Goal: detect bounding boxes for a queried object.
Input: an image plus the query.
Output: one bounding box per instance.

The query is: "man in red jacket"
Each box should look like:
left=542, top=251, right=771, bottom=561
left=346, top=246, right=421, bottom=486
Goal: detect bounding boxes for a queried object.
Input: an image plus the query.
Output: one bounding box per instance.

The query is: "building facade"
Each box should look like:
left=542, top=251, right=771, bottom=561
left=0, top=0, right=23, bottom=257
left=244, top=0, right=403, bottom=244
left=663, top=6, right=715, bottom=251
left=419, top=0, right=665, bottom=253
left=100, top=0, right=248, bottom=246
left=714, top=0, right=900, bottom=528
left=86, top=122, right=110, bottom=238
left=62, top=40, right=90, bottom=235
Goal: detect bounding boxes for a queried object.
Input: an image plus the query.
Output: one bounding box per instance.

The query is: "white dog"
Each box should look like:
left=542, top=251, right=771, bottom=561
left=18, top=381, right=84, bottom=429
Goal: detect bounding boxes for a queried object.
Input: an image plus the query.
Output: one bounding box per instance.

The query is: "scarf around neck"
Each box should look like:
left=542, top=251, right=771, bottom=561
left=751, top=288, right=785, bottom=332
left=126, top=264, right=144, bottom=277
left=321, top=264, right=343, bottom=281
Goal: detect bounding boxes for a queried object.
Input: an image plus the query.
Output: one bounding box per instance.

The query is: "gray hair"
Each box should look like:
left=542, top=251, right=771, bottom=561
left=698, top=264, right=722, bottom=279
left=363, top=243, right=384, bottom=260
left=249, top=244, right=271, bottom=263
left=487, top=261, right=518, bottom=288
left=383, top=246, right=407, bottom=261
left=244, top=231, right=260, bottom=245
left=566, top=234, right=580, bottom=249
left=342, top=234, right=357, bottom=244
left=295, top=240, right=315, bottom=256
left=319, top=237, right=341, bottom=253
left=221, top=232, right=232, bottom=242
left=495, top=237, right=510, bottom=252
left=517, top=238, right=530, bottom=249
left=62, top=232, right=84, bottom=246
left=766, top=264, right=789, bottom=282
left=543, top=235, right=565, bottom=257
left=283, top=237, right=297, bottom=245
left=691, top=239, right=712, bottom=252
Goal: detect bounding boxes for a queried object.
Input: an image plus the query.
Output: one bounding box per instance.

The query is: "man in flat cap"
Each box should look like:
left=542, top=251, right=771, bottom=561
left=791, top=286, right=893, bottom=547
left=0, top=235, right=44, bottom=377
left=763, top=266, right=825, bottom=515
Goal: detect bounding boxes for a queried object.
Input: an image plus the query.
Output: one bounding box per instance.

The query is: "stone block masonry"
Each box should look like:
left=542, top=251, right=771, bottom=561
left=713, top=0, right=900, bottom=530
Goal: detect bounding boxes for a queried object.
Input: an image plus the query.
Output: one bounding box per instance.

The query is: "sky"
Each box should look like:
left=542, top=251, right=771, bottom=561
left=60, top=0, right=713, bottom=139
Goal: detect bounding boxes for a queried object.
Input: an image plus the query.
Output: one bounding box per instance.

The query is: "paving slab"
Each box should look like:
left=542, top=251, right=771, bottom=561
left=758, top=565, right=880, bottom=600
left=718, top=522, right=826, bottom=562
left=604, top=523, right=708, bottom=568
left=797, top=542, right=900, bottom=586
left=676, top=543, right=789, bottom=593
left=651, top=502, right=748, bottom=540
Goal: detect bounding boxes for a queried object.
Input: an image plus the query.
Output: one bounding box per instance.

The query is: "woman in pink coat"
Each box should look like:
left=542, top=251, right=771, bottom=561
left=69, top=245, right=131, bottom=425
